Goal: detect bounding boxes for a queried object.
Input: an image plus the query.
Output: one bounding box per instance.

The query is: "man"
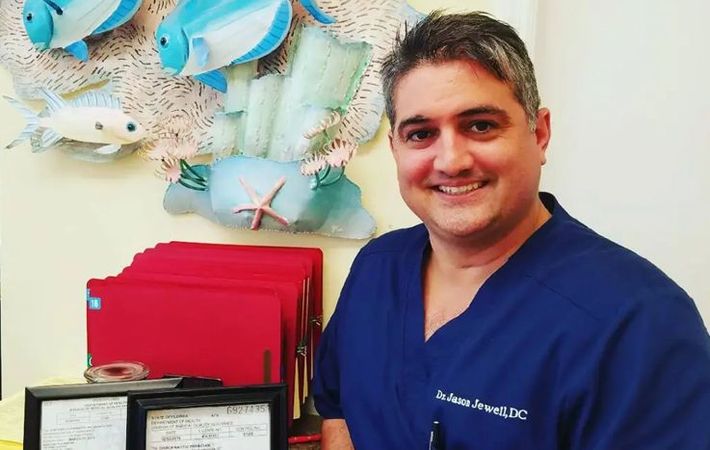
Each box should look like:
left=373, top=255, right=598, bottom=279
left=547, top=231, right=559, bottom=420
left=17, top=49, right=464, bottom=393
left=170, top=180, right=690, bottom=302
left=313, top=11, right=710, bottom=450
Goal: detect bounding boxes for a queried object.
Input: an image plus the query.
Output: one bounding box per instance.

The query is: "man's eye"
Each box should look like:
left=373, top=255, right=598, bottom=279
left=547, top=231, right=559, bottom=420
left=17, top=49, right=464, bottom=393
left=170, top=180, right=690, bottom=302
left=407, top=130, right=433, bottom=142
left=470, top=121, right=495, bottom=133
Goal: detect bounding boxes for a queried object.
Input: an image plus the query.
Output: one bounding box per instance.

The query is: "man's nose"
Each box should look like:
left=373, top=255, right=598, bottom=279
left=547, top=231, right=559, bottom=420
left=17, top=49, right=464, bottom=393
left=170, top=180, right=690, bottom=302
left=433, top=129, right=474, bottom=176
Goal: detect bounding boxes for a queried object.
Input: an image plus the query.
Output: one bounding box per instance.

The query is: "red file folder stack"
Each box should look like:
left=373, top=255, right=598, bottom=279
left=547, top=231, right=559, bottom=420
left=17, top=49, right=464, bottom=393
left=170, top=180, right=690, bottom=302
left=86, top=242, right=323, bottom=422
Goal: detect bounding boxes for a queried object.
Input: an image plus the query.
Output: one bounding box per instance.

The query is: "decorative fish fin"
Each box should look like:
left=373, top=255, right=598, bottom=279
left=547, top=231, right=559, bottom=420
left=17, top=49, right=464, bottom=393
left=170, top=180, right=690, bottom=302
left=192, top=37, right=210, bottom=68
left=195, top=70, right=227, bottom=93
left=94, top=144, right=122, bottom=155
left=40, top=128, right=63, bottom=149
left=39, top=89, right=68, bottom=113
left=29, top=129, right=53, bottom=153
left=93, top=0, right=142, bottom=35
left=71, top=92, right=122, bottom=110
left=232, top=1, right=292, bottom=65
left=3, top=96, right=42, bottom=149
left=299, top=0, right=335, bottom=24
left=64, top=40, right=89, bottom=62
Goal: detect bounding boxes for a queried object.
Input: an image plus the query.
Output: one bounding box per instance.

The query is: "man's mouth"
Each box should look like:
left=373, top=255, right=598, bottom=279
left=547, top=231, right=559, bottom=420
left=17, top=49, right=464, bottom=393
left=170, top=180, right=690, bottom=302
left=436, top=181, right=487, bottom=195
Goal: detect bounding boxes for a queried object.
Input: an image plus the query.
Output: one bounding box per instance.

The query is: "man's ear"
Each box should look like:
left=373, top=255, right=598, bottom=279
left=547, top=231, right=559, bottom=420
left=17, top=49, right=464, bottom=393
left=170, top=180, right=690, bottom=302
left=535, top=108, right=551, bottom=165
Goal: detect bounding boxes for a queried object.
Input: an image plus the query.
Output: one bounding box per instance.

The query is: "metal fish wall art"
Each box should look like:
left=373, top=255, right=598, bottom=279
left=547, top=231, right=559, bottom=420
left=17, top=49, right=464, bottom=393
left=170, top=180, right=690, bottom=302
left=155, top=0, right=336, bottom=92
left=23, top=0, right=143, bottom=61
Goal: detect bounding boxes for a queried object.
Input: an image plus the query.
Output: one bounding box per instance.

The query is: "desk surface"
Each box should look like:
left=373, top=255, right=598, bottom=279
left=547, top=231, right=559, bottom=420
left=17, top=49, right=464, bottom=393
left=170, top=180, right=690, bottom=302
left=0, top=392, right=23, bottom=445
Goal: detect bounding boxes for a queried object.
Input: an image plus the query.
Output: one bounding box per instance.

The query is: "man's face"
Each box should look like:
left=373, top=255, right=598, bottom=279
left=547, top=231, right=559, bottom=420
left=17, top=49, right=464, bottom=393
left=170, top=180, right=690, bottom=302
left=388, top=59, right=551, bottom=244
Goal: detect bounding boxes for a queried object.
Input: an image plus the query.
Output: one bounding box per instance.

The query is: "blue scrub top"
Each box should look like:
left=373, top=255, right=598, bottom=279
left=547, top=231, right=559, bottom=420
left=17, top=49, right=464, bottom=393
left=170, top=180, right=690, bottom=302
left=313, top=193, right=710, bottom=450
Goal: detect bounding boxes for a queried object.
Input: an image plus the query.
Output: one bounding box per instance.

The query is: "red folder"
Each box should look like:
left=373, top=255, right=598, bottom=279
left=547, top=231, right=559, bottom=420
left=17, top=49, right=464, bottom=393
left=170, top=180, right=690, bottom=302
left=155, top=242, right=323, bottom=383
left=115, top=271, right=301, bottom=421
left=128, top=246, right=318, bottom=403
left=86, top=277, right=281, bottom=386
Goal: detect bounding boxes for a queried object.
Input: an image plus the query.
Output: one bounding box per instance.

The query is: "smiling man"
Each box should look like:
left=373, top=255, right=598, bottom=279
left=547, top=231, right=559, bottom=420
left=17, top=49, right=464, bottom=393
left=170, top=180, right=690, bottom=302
left=313, top=11, right=710, bottom=450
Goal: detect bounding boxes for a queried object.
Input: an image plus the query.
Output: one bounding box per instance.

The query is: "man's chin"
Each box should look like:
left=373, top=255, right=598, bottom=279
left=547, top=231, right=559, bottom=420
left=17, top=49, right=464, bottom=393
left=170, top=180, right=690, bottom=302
left=426, top=216, right=493, bottom=241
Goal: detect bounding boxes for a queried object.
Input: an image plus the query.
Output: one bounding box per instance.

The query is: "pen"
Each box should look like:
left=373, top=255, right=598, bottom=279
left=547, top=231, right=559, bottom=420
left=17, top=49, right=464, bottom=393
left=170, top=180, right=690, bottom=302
left=429, top=420, right=442, bottom=450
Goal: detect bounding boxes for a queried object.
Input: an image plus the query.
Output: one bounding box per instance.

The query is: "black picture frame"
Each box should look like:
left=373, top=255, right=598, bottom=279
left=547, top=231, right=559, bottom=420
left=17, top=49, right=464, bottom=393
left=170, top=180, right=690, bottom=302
left=24, top=378, right=186, bottom=450
left=126, top=383, right=287, bottom=450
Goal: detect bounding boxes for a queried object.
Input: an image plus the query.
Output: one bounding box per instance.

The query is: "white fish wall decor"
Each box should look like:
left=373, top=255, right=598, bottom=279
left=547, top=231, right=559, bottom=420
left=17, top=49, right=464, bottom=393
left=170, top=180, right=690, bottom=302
left=4, top=88, right=146, bottom=156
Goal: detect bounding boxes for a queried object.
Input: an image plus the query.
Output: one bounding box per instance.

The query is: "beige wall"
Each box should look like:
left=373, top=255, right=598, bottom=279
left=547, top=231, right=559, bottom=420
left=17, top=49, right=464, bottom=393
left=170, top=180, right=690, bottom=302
left=0, top=0, right=489, bottom=397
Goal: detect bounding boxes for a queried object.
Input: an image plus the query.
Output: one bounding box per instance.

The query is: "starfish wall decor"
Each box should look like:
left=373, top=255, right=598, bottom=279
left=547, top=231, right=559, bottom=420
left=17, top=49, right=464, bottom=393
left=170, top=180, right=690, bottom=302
left=234, top=177, right=290, bottom=231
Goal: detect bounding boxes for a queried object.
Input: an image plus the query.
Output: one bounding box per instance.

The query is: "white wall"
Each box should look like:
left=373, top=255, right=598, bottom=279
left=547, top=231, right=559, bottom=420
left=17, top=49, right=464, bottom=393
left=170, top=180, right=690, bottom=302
left=535, top=0, right=710, bottom=319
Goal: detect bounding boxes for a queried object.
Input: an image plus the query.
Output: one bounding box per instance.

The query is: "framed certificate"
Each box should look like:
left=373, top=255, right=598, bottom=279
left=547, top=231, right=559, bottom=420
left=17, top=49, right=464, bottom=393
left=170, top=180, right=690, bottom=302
left=24, top=378, right=185, bottom=450
left=126, top=383, right=288, bottom=450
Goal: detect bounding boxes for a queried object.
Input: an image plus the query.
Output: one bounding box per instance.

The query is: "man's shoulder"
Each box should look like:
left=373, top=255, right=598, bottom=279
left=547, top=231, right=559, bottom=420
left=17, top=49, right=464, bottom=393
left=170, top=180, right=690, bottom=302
left=536, top=220, right=692, bottom=321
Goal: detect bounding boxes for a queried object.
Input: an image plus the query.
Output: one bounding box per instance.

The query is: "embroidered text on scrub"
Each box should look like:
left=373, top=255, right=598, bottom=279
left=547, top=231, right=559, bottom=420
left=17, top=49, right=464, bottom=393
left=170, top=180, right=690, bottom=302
left=435, top=390, right=528, bottom=420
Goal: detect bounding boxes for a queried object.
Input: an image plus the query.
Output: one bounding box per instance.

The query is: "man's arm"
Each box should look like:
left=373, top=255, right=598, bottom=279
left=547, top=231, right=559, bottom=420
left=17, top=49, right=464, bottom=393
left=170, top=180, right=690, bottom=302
left=321, top=419, right=354, bottom=450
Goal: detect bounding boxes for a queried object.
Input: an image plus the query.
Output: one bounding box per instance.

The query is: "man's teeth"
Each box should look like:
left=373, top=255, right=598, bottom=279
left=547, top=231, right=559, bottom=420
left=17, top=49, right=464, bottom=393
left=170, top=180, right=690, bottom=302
left=438, top=182, right=484, bottom=195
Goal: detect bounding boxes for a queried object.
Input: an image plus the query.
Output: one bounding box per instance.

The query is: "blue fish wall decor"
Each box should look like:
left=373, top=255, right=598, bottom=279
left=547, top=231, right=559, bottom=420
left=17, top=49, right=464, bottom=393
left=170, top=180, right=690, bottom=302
left=23, top=0, right=143, bottom=61
left=156, top=0, right=336, bottom=93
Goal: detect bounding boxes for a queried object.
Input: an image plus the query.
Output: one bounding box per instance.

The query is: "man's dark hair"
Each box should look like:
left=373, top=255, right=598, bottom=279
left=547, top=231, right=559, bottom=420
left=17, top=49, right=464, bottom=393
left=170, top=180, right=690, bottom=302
left=381, top=11, right=541, bottom=130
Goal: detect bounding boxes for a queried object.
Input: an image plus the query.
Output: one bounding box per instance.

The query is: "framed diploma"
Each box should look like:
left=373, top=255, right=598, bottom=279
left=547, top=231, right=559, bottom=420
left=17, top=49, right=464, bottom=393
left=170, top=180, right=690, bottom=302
left=126, top=383, right=288, bottom=450
left=24, top=378, right=185, bottom=450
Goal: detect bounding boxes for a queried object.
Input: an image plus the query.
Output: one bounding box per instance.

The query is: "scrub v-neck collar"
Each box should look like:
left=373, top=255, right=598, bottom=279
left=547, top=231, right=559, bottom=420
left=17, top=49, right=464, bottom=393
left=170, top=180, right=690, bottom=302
left=402, top=193, right=567, bottom=360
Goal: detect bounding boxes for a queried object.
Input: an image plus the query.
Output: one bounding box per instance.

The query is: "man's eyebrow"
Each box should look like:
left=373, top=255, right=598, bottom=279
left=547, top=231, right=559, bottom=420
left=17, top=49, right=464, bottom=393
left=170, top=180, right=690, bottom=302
left=396, top=115, right=430, bottom=135
left=458, top=106, right=510, bottom=120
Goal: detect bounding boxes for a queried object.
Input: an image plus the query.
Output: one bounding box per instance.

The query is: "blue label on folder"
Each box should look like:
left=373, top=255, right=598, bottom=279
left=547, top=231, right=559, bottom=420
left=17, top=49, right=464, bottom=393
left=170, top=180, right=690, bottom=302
left=86, top=288, right=102, bottom=310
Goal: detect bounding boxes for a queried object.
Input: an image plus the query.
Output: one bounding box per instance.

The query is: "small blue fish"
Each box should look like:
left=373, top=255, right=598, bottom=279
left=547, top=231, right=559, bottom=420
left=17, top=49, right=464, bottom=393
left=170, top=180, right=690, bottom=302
left=156, top=0, right=336, bottom=93
left=23, top=0, right=143, bottom=62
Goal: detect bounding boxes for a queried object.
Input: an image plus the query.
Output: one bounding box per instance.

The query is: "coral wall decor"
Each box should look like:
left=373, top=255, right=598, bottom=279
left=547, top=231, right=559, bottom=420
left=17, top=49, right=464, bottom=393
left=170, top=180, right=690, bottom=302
left=0, top=0, right=422, bottom=238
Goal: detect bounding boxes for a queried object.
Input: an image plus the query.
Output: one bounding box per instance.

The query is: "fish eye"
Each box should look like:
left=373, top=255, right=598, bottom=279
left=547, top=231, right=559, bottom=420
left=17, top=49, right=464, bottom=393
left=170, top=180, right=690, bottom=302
left=159, top=35, right=169, bottom=47
left=127, top=122, right=137, bottom=132
left=26, top=12, right=33, bottom=22
left=95, top=122, right=104, bottom=130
